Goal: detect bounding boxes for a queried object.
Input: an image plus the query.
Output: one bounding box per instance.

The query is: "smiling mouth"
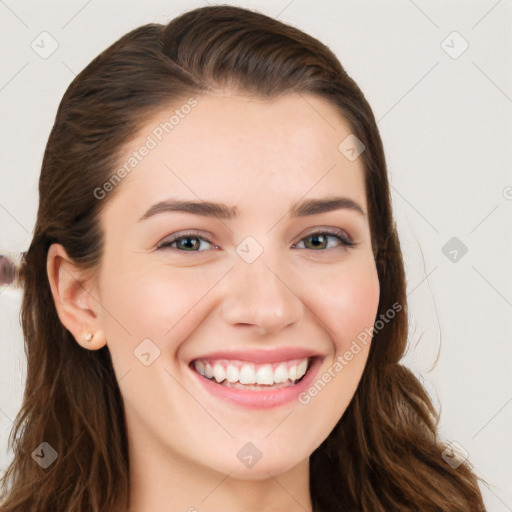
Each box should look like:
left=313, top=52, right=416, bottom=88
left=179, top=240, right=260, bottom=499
left=190, top=357, right=314, bottom=390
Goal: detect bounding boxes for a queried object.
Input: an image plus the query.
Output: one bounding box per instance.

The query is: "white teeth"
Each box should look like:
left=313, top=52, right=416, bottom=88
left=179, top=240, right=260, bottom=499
left=273, top=363, right=288, bottom=383
left=225, top=364, right=240, bottom=383
left=297, top=359, right=308, bottom=377
left=195, top=360, right=205, bottom=376
left=193, top=358, right=310, bottom=386
left=295, top=362, right=308, bottom=380
left=256, top=364, right=274, bottom=385
left=213, top=364, right=226, bottom=383
left=239, top=364, right=256, bottom=384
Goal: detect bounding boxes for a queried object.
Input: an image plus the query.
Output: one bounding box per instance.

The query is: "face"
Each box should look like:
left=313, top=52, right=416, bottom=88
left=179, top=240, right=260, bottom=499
left=92, top=92, right=380, bottom=480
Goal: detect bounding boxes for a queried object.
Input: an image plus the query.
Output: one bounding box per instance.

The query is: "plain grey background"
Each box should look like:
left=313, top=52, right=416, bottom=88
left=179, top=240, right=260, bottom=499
left=1, top=1, right=511, bottom=509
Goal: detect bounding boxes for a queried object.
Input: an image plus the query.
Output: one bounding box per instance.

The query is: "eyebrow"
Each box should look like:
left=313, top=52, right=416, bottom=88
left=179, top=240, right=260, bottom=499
left=137, top=196, right=367, bottom=222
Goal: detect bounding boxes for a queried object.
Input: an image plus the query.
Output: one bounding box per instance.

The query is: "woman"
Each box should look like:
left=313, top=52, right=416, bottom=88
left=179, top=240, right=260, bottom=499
left=0, top=5, right=485, bottom=511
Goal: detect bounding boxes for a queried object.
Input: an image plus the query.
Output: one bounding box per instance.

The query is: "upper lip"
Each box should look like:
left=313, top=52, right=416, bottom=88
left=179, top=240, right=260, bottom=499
left=190, top=347, right=324, bottom=364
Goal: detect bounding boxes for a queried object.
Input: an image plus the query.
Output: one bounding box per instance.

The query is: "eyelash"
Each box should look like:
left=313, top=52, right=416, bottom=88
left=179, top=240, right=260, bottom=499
left=156, top=227, right=357, bottom=253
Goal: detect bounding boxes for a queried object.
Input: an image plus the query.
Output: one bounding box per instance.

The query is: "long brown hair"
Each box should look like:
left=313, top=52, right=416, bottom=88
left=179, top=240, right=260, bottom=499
left=0, top=5, right=485, bottom=511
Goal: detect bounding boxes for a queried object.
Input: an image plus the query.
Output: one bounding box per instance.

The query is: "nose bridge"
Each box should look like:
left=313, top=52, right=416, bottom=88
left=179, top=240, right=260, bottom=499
left=221, top=251, right=303, bottom=335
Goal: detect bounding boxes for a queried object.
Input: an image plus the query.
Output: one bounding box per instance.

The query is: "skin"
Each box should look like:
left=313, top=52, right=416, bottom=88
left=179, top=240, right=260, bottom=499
left=47, top=92, right=380, bottom=512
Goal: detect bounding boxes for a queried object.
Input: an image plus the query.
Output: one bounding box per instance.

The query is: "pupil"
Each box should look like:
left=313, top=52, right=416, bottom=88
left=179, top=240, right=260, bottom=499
left=308, top=234, right=326, bottom=249
left=179, top=237, right=198, bottom=250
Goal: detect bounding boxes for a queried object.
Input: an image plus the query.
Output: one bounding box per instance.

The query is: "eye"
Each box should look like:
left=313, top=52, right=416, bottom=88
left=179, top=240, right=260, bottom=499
left=292, top=228, right=356, bottom=251
left=156, top=231, right=217, bottom=252
left=157, top=228, right=356, bottom=253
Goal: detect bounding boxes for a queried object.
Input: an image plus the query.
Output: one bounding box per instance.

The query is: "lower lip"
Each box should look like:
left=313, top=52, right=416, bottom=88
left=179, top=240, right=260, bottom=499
left=190, top=357, right=323, bottom=409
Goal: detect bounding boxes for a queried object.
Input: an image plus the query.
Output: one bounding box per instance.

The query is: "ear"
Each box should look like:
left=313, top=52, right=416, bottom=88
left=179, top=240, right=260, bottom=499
left=46, top=243, right=106, bottom=350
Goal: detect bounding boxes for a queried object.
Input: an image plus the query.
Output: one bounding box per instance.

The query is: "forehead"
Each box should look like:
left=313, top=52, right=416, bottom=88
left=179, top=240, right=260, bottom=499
left=105, top=92, right=367, bottom=221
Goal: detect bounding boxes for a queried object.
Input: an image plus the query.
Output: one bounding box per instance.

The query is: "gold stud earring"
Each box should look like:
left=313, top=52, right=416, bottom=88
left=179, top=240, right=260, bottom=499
left=84, top=332, right=94, bottom=342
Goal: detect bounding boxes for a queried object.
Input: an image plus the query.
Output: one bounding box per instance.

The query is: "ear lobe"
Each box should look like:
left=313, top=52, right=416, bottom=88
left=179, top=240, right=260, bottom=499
left=46, top=243, right=106, bottom=350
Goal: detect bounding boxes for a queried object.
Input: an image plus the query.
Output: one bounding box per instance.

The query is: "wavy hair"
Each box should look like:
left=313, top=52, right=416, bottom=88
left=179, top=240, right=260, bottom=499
left=0, top=5, right=485, bottom=511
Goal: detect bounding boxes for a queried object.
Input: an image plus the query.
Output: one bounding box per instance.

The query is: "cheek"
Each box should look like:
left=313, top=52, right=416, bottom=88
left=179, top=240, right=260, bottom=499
left=293, top=258, right=379, bottom=446
left=97, top=260, right=219, bottom=364
left=306, top=258, right=380, bottom=353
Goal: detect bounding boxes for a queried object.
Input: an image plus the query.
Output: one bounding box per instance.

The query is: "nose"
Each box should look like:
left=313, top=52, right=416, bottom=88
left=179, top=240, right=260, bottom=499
left=221, top=258, right=304, bottom=336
